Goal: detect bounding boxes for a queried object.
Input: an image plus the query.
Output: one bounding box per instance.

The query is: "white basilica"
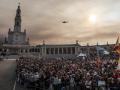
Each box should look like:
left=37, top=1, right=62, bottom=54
left=7, top=4, right=29, bottom=45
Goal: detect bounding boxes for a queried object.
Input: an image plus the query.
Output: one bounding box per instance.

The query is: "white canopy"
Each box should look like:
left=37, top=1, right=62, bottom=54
left=77, top=53, right=86, bottom=57
left=103, top=51, right=109, bottom=55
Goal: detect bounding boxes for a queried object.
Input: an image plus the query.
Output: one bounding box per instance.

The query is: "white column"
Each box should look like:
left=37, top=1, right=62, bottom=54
left=75, top=47, right=77, bottom=55
left=62, top=48, right=63, bottom=54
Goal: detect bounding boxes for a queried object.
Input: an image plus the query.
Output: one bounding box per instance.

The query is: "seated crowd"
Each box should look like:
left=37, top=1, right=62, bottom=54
left=16, top=56, right=120, bottom=90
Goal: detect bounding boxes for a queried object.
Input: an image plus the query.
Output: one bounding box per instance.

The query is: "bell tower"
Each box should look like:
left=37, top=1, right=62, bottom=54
left=14, top=3, right=21, bottom=32
left=7, top=3, right=29, bottom=45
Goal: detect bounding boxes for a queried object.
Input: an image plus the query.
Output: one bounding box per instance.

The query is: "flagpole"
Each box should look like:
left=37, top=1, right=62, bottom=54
left=117, top=53, right=120, bottom=70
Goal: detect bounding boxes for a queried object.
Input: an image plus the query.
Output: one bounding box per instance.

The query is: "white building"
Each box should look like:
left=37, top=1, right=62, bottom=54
left=7, top=4, right=29, bottom=45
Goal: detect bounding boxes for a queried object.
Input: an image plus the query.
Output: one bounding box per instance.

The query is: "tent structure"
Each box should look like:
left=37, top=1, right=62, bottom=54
left=96, top=46, right=109, bottom=55
left=77, top=53, right=86, bottom=57
left=103, top=51, right=109, bottom=55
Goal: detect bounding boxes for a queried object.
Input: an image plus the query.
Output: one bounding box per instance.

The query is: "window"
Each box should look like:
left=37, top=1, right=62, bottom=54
left=17, top=22, right=19, bottom=26
left=15, top=35, right=18, bottom=40
left=46, top=48, right=49, bottom=54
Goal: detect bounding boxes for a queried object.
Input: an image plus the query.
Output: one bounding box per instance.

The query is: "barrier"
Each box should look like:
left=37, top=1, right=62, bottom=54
left=17, top=81, right=120, bottom=90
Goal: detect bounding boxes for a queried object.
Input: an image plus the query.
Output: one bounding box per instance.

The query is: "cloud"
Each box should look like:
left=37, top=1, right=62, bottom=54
left=0, top=0, right=120, bottom=45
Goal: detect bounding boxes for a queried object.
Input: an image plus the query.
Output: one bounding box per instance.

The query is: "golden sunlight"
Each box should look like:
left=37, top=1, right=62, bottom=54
left=89, top=14, right=97, bottom=24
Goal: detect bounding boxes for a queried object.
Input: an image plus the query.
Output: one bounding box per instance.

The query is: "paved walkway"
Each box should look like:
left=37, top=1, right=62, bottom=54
left=0, top=60, right=16, bottom=90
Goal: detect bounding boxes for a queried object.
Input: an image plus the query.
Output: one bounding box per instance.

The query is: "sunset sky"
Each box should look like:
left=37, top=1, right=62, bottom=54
left=0, top=0, right=120, bottom=45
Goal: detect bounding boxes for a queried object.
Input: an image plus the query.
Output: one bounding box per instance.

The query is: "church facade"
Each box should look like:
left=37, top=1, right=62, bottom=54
left=7, top=4, right=29, bottom=45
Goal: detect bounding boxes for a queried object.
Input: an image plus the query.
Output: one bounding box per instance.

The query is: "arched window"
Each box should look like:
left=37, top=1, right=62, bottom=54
left=15, top=35, right=18, bottom=40
left=17, top=22, right=19, bottom=26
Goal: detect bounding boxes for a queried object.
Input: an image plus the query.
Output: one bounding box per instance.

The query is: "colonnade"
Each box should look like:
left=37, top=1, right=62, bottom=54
left=19, top=48, right=41, bottom=53
left=46, top=47, right=76, bottom=55
left=0, top=45, right=79, bottom=57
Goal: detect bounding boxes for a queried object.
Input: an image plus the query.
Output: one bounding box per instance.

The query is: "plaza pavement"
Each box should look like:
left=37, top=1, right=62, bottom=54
left=0, top=60, right=16, bottom=90
left=0, top=60, right=26, bottom=90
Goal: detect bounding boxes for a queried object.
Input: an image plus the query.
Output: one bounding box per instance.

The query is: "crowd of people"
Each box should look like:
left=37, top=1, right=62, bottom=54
left=16, top=56, right=120, bottom=90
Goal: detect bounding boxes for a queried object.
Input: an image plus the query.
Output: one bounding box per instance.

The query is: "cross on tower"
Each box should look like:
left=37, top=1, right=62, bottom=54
left=18, top=0, right=20, bottom=6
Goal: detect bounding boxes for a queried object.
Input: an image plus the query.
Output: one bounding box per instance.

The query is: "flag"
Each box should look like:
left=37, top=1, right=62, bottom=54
left=114, top=36, right=120, bottom=70
left=114, top=36, right=120, bottom=54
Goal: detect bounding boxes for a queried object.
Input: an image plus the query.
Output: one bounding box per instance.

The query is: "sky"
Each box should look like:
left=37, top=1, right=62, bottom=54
left=0, top=0, right=120, bottom=45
